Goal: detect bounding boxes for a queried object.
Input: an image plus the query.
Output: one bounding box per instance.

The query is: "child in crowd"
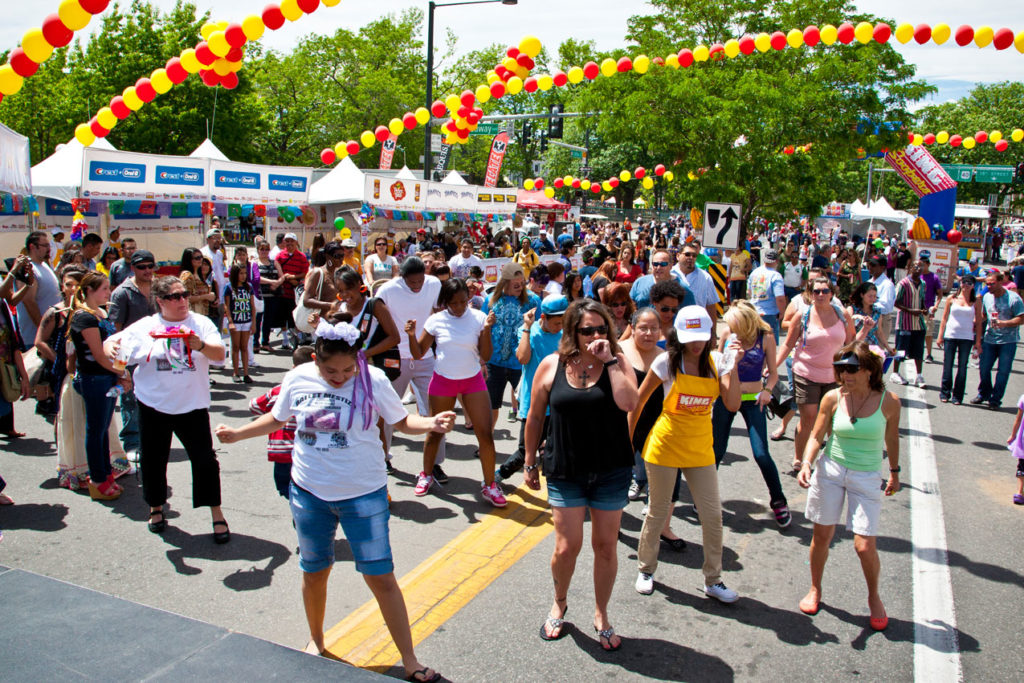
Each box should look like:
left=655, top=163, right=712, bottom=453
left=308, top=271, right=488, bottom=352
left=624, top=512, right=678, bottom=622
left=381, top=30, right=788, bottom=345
left=224, top=263, right=255, bottom=383
left=249, top=346, right=314, bottom=499
left=1005, top=392, right=1024, bottom=505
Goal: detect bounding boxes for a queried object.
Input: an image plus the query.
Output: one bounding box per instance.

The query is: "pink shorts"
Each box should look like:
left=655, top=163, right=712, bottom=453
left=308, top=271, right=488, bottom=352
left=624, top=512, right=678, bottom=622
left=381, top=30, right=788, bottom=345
left=428, top=371, right=487, bottom=397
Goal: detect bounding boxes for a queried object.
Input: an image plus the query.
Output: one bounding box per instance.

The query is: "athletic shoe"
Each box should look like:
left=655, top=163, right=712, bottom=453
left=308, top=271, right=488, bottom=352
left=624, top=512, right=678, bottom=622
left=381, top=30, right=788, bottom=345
left=703, top=582, right=739, bottom=604
left=889, top=372, right=904, bottom=385
left=432, top=464, right=449, bottom=484
left=481, top=482, right=507, bottom=507
left=771, top=501, right=792, bottom=528
left=493, top=468, right=505, bottom=485
left=627, top=479, right=646, bottom=501
left=970, top=396, right=985, bottom=405
left=635, top=572, right=654, bottom=595
left=414, top=472, right=434, bottom=496
left=914, top=374, right=926, bottom=388
left=126, top=449, right=141, bottom=465
left=951, top=398, right=962, bottom=406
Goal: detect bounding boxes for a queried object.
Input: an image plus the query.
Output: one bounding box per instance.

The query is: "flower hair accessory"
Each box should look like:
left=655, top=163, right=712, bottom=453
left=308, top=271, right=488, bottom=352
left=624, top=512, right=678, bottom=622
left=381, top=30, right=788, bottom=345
left=315, top=319, right=361, bottom=345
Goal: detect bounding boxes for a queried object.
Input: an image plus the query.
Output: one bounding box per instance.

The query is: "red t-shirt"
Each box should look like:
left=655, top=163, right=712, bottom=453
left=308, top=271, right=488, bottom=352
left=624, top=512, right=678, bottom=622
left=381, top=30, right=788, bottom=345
left=614, top=262, right=643, bottom=284
left=275, top=249, right=309, bottom=300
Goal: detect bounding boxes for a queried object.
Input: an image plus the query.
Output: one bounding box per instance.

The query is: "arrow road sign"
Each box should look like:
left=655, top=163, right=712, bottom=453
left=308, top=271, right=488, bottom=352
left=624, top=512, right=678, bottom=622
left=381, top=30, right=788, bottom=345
left=703, top=202, right=742, bottom=249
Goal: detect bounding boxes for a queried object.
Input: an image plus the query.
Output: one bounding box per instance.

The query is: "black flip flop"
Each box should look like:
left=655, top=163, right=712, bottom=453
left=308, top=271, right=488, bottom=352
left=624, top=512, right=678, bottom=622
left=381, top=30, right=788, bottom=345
left=539, top=605, right=569, bottom=641
left=594, top=625, right=622, bottom=652
left=405, top=667, right=441, bottom=682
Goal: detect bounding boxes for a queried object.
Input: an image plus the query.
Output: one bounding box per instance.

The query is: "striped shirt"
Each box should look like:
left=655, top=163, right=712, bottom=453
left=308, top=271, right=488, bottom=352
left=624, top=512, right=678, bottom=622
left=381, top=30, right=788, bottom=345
left=249, top=386, right=295, bottom=463
left=894, top=276, right=925, bottom=332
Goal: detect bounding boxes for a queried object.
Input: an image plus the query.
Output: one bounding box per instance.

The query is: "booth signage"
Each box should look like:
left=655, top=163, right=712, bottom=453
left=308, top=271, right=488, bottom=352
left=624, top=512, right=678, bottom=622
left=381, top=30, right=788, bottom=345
left=156, top=165, right=204, bottom=187
left=90, top=161, right=146, bottom=183
left=215, top=170, right=260, bottom=189
left=268, top=174, right=308, bottom=192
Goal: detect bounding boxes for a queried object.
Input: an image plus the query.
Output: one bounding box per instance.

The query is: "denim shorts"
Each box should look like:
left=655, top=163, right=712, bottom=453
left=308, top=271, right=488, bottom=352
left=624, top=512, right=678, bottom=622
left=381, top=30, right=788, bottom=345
left=289, top=482, right=393, bottom=575
left=546, top=466, right=632, bottom=511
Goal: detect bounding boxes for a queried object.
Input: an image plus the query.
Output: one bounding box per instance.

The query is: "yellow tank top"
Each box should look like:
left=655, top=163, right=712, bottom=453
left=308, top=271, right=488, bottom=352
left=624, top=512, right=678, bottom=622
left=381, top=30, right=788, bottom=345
left=642, top=359, right=719, bottom=469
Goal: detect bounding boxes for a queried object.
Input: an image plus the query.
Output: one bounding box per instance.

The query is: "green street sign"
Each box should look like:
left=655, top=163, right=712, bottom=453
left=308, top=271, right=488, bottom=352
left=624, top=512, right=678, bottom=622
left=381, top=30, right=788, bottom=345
left=974, top=165, right=1014, bottom=183
left=941, top=164, right=973, bottom=182
left=469, top=122, right=501, bottom=136
left=571, top=150, right=583, bottom=159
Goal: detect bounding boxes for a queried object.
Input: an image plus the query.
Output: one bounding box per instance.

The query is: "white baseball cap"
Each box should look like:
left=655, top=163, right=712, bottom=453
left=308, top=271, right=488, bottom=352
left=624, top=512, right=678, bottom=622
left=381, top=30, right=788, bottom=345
left=673, top=305, right=713, bottom=343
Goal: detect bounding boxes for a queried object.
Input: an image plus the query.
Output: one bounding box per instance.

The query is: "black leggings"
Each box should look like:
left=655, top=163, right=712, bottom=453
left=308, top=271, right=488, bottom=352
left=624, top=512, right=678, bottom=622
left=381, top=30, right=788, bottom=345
left=138, top=402, right=221, bottom=509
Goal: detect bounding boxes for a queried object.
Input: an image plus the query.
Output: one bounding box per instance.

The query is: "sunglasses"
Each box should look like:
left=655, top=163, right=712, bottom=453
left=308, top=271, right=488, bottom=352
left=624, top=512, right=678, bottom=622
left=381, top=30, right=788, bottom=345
left=375, top=242, right=387, bottom=247
left=610, top=302, right=627, bottom=308
left=192, top=254, right=203, bottom=259
left=159, top=291, right=188, bottom=301
left=812, top=288, right=831, bottom=295
left=658, top=305, right=678, bottom=313
left=134, top=263, right=155, bottom=270
left=577, top=325, right=608, bottom=336
left=651, top=261, right=670, bottom=268
left=835, top=365, right=861, bottom=374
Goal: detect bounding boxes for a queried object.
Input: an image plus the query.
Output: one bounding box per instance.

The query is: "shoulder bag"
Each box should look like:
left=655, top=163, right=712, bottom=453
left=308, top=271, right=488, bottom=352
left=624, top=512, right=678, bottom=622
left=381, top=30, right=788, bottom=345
left=292, top=268, right=324, bottom=334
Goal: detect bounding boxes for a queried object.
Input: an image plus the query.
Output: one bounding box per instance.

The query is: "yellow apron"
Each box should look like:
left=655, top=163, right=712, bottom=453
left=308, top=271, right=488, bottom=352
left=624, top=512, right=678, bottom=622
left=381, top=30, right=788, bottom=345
left=643, top=361, right=719, bottom=469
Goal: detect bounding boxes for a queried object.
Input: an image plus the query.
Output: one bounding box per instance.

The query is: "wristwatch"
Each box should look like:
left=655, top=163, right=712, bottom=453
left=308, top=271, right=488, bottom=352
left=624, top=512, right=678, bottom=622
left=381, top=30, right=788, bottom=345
left=524, top=464, right=538, bottom=474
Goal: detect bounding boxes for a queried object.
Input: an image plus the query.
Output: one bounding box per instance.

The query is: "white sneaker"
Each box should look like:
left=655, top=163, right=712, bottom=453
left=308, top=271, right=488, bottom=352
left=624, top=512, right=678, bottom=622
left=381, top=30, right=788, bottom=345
left=703, top=582, right=739, bottom=604
left=635, top=572, right=654, bottom=595
left=126, top=449, right=141, bottom=464
left=889, top=372, right=905, bottom=385
left=914, top=374, right=926, bottom=388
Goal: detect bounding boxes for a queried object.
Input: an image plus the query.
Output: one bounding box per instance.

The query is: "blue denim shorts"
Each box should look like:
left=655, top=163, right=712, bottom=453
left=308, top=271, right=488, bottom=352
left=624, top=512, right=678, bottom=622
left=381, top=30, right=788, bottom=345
left=546, top=466, right=632, bottom=510
left=288, top=482, right=393, bottom=575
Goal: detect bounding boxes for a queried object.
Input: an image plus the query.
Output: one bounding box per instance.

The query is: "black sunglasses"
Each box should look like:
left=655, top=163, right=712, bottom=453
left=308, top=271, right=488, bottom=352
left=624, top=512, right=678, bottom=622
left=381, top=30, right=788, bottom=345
left=835, top=365, right=861, bottom=374
left=577, top=325, right=608, bottom=336
left=134, top=263, right=156, bottom=270
left=812, top=288, right=831, bottom=295
left=658, top=305, right=678, bottom=313
left=159, top=291, right=188, bottom=301
left=651, top=261, right=670, bottom=267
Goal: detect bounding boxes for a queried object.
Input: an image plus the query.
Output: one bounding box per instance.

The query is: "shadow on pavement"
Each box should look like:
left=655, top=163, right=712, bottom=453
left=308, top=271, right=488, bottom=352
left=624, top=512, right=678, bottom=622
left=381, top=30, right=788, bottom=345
left=152, top=526, right=293, bottom=589
left=565, top=625, right=735, bottom=681
left=875, top=534, right=1024, bottom=586
left=0, top=502, right=69, bottom=531
left=821, top=602, right=980, bottom=654
left=2, top=436, right=53, bottom=457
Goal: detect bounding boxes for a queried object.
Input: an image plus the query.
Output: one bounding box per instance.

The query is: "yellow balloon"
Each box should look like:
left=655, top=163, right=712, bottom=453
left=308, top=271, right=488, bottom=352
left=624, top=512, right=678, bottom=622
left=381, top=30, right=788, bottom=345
left=454, top=117, right=468, bottom=131
left=242, top=15, right=265, bottom=41
left=642, top=177, right=654, bottom=190
left=990, top=131, right=1002, bottom=143
left=544, top=187, right=555, bottom=199
left=894, top=23, right=914, bottom=44
left=568, top=66, right=584, bottom=84
left=58, top=0, right=91, bottom=31
left=936, top=131, right=949, bottom=144
left=334, top=142, right=348, bottom=159
left=151, top=68, right=172, bottom=93
left=724, top=39, right=740, bottom=58
left=665, top=53, right=680, bottom=68
left=360, top=130, right=375, bottom=148
left=122, top=86, right=143, bottom=111
left=664, top=171, right=674, bottom=181
left=754, top=33, right=771, bottom=52
left=322, top=0, right=341, bottom=6
left=75, top=123, right=96, bottom=146
left=819, top=25, right=838, bottom=45
left=634, top=55, right=650, bottom=73
left=281, top=0, right=303, bottom=21
left=208, top=31, right=230, bottom=57
left=1016, top=31, right=1024, bottom=54
left=600, top=58, right=617, bottom=77
left=445, top=94, right=460, bottom=111
left=617, top=171, right=629, bottom=182
left=974, top=26, right=993, bottom=48
left=387, top=118, right=402, bottom=136
left=213, top=59, right=231, bottom=76
left=932, top=23, right=951, bottom=44
left=415, top=107, right=430, bottom=125
left=854, top=21, right=873, bottom=44
left=912, top=134, right=923, bottom=146
left=506, top=76, right=523, bottom=95
left=21, top=29, right=54, bottom=64
left=787, top=28, right=804, bottom=48
left=0, top=65, right=24, bottom=96
left=502, top=57, right=517, bottom=71
left=180, top=48, right=201, bottom=73
left=514, top=65, right=529, bottom=79
left=445, top=132, right=457, bottom=145
left=524, top=179, right=534, bottom=191
left=475, top=84, right=491, bottom=103
left=519, top=35, right=542, bottom=59
left=692, top=45, right=709, bottom=62
left=97, top=107, right=117, bottom=130
left=486, top=71, right=499, bottom=85
left=217, top=21, right=229, bottom=31
left=601, top=181, right=612, bottom=192
left=963, top=136, right=976, bottom=149
left=580, top=180, right=591, bottom=190
left=200, top=23, right=218, bottom=40
left=1012, top=128, right=1024, bottom=142
left=227, top=59, right=242, bottom=73
left=688, top=171, right=698, bottom=181
left=537, top=74, right=553, bottom=90
left=563, top=176, right=573, bottom=185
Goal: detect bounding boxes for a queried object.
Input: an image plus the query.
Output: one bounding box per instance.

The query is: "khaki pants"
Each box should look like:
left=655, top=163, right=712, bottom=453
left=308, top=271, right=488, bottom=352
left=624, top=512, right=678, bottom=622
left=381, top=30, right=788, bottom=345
left=638, top=461, right=723, bottom=585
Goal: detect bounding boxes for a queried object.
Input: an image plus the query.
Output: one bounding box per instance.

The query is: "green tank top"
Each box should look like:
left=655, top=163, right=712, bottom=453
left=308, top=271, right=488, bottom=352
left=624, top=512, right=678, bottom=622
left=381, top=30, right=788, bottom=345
left=824, top=393, right=886, bottom=471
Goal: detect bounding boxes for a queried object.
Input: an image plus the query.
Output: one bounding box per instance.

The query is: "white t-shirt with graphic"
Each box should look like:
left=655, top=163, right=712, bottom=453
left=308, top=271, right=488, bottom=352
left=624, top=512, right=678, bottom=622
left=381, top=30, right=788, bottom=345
left=424, top=308, right=486, bottom=379
left=448, top=253, right=483, bottom=279
left=272, top=363, right=407, bottom=501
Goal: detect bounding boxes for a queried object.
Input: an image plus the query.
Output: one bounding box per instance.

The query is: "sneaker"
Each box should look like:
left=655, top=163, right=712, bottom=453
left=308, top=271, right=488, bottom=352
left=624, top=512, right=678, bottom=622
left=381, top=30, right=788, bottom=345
left=940, top=395, right=950, bottom=403
left=232, top=375, right=243, bottom=383
left=432, top=464, right=449, bottom=484
left=414, top=472, right=434, bottom=496
left=926, top=354, right=935, bottom=363
left=970, top=395, right=985, bottom=405
left=635, top=572, right=654, bottom=595
left=771, top=501, right=792, bottom=528
left=703, top=582, right=739, bottom=604
left=481, top=482, right=507, bottom=507
left=914, top=374, right=926, bottom=388
left=627, top=479, right=646, bottom=501
left=889, top=372, right=904, bottom=385
left=243, top=375, right=253, bottom=384
left=951, top=398, right=962, bottom=406
left=126, top=449, right=141, bottom=464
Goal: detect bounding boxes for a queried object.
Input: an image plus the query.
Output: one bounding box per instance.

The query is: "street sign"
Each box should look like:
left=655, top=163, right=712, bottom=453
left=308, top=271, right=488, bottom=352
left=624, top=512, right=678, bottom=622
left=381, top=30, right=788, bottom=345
left=470, top=122, right=501, bottom=136
left=941, top=164, right=973, bottom=182
left=702, top=202, right=742, bottom=250
left=974, top=165, right=1014, bottom=184
left=430, top=134, right=443, bottom=151
left=571, top=150, right=583, bottom=159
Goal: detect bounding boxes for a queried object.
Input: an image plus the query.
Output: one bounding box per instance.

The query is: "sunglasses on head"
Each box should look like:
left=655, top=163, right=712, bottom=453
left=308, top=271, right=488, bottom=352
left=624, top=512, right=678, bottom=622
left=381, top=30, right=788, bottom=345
left=578, top=325, right=608, bottom=336
left=159, top=291, right=188, bottom=301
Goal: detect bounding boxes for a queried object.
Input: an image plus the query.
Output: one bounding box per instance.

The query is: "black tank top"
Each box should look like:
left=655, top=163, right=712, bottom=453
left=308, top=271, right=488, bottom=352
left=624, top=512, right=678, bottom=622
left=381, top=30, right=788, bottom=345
left=631, top=365, right=664, bottom=452
left=543, top=360, right=634, bottom=479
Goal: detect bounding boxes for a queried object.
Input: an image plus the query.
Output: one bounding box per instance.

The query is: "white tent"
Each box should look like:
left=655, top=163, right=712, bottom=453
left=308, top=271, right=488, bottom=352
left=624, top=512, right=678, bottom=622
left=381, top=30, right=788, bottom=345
left=441, top=170, right=468, bottom=185
left=308, top=155, right=364, bottom=204
left=189, top=137, right=230, bottom=161
left=395, top=165, right=416, bottom=180
left=848, top=197, right=914, bottom=238
left=31, top=137, right=117, bottom=203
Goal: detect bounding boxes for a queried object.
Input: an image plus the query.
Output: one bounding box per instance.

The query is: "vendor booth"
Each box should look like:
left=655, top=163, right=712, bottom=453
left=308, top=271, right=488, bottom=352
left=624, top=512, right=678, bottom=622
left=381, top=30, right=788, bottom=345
left=0, top=123, right=33, bottom=257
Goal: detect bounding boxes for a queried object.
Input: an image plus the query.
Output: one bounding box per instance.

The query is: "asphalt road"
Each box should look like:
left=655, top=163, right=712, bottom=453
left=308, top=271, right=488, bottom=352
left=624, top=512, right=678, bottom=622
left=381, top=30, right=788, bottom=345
left=1, top=332, right=1022, bottom=681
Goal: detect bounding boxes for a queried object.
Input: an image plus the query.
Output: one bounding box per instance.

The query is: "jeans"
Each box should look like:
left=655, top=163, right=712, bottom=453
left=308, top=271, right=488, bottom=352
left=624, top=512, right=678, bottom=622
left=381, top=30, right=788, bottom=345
left=73, top=373, right=118, bottom=483
left=119, top=366, right=141, bottom=453
left=784, top=286, right=802, bottom=301
left=761, top=313, right=780, bottom=343
left=940, top=338, right=973, bottom=402
left=976, top=340, right=1017, bottom=407
left=711, top=398, right=786, bottom=505
left=273, top=462, right=292, bottom=499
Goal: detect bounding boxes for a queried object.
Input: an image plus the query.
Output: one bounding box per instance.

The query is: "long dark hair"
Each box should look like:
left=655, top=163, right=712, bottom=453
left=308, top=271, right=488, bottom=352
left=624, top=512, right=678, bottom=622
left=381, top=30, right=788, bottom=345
left=665, top=328, right=714, bottom=379
left=850, top=282, right=877, bottom=311
left=179, top=247, right=201, bottom=275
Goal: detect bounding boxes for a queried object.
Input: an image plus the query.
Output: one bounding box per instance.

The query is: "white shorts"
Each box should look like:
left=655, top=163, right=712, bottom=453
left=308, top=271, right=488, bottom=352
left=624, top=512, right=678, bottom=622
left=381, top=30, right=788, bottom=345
left=230, top=323, right=252, bottom=333
left=805, top=454, right=884, bottom=536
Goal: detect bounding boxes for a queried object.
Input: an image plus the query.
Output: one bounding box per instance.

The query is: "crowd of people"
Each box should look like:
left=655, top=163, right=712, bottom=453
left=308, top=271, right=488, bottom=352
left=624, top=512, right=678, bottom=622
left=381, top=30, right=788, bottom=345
left=3, top=212, right=1024, bottom=678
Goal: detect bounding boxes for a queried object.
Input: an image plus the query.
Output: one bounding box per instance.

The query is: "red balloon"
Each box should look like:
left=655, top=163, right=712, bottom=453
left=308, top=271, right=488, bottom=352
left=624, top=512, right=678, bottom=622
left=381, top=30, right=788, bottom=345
left=553, top=178, right=564, bottom=188
left=226, top=47, right=244, bottom=63
left=8, top=49, right=39, bottom=78
left=907, top=132, right=915, bottom=142
left=709, top=43, right=725, bottom=60
left=923, top=133, right=936, bottom=145
left=262, top=4, right=286, bottom=30
left=770, top=31, right=787, bottom=50
left=494, top=65, right=508, bottom=79
left=109, top=96, right=130, bottom=119
left=617, top=56, right=633, bottom=72
left=677, top=48, right=694, bottom=67
left=583, top=62, right=599, bottom=79
left=949, top=135, right=963, bottom=147
left=374, top=126, right=389, bottom=142
left=456, top=105, right=470, bottom=119
left=654, top=164, right=666, bottom=176
left=403, top=112, right=417, bottom=130
left=467, top=111, right=481, bottom=125
left=225, top=23, right=247, bottom=47
left=975, top=131, right=988, bottom=144
left=552, top=71, right=568, bottom=87
left=456, top=128, right=469, bottom=140
left=444, top=120, right=456, bottom=133
left=320, top=148, right=336, bottom=165
left=41, top=14, right=74, bottom=48
left=220, top=72, right=239, bottom=90
left=79, top=0, right=110, bottom=13
left=524, top=76, right=538, bottom=93
left=738, top=36, right=756, bottom=55
left=993, top=27, right=1015, bottom=50
left=506, top=46, right=519, bottom=59
left=296, top=0, right=319, bottom=13
left=135, top=78, right=157, bottom=102
left=995, top=139, right=1009, bottom=152
left=609, top=178, right=619, bottom=188
left=946, top=229, right=963, bottom=245
left=431, top=100, right=446, bottom=117
left=89, top=117, right=109, bottom=138
left=873, top=23, right=891, bottom=43
left=490, top=81, right=506, bottom=98
left=635, top=167, right=646, bottom=179
left=345, top=141, right=359, bottom=156
left=534, top=178, right=544, bottom=189
left=200, top=69, right=220, bottom=87
left=590, top=184, right=601, bottom=194
left=837, top=22, right=855, bottom=44
left=516, top=53, right=531, bottom=68
left=803, top=25, right=821, bottom=46
left=954, top=25, right=973, bottom=46
left=195, top=42, right=216, bottom=66
left=652, top=56, right=664, bottom=66
left=914, top=24, right=932, bottom=45
left=165, top=57, right=188, bottom=84
left=571, top=179, right=581, bottom=189
left=460, top=90, right=475, bottom=107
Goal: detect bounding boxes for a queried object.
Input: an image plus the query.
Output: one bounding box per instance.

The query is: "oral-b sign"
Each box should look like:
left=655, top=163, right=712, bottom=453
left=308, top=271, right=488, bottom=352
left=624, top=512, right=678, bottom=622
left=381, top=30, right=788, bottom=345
left=268, top=174, right=307, bottom=192
left=155, top=165, right=205, bottom=187
left=215, top=170, right=260, bottom=189
left=89, top=161, right=146, bottom=183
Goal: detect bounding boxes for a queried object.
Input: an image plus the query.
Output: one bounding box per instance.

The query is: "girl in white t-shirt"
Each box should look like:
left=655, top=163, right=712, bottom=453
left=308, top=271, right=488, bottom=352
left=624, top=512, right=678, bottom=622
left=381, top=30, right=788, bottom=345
left=407, top=278, right=505, bottom=506
left=215, top=319, right=452, bottom=683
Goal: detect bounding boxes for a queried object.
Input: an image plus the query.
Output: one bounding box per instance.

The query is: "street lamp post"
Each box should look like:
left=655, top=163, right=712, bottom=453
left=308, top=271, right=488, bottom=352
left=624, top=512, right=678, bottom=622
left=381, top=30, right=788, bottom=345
left=423, top=0, right=517, bottom=180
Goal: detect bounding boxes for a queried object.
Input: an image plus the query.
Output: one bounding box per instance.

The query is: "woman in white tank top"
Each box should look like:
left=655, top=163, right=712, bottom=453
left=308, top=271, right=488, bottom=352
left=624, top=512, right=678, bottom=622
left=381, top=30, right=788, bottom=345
left=936, top=274, right=983, bottom=404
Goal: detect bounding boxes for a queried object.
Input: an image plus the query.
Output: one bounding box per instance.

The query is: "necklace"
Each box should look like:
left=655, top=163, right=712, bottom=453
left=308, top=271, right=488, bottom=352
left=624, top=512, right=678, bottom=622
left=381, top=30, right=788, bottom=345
left=571, top=356, right=595, bottom=370
left=846, top=390, right=873, bottom=424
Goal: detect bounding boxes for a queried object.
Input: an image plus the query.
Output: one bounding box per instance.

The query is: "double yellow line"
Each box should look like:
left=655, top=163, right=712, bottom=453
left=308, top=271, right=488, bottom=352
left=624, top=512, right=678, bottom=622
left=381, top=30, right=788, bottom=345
left=322, top=486, right=552, bottom=670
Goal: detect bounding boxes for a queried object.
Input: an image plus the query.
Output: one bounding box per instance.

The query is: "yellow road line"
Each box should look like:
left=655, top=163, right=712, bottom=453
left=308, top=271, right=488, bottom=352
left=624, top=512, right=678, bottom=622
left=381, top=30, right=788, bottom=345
left=322, top=486, right=552, bottom=669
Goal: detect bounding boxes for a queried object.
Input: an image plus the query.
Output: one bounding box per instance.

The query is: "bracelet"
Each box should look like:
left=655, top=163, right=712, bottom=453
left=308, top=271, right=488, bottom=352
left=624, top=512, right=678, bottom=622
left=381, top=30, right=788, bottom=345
left=198, top=339, right=206, bottom=351
left=604, top=357, right=619, bottom=367
left=890, top=466, right=901, bottom=473
left=524, top=464, right=538, bottom=474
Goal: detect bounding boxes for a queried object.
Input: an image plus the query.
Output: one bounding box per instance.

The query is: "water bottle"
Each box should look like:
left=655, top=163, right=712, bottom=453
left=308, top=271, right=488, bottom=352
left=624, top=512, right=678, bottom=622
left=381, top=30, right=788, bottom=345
left=106, top=385, right=124, bottom=398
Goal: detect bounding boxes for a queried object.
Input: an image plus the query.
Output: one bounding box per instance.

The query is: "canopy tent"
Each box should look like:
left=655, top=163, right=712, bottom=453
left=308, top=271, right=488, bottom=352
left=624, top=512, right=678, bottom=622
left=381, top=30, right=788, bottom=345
left=31, top=136, right=117, bottom=203
left=517, top=189, right=570, bottom=211
left=441, top=170, right=468, bottom=185
left=308, top=156, right=364, bottom=204
left=189, top=138, right=230, bottom=161
left=395, top=165, right=417, bottom=180
left=847, top=197, right=913, bottom=239
left=0, top=123, right=32, bottom=197
left=954, top=204, right=989, bottom=220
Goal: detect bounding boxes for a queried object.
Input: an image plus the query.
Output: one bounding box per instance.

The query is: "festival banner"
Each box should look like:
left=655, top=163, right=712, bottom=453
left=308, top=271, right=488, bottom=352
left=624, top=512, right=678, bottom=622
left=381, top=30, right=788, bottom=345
left=364, top=174, right=425, bottom=211
left=483, top=132, right=510, bottom=187
left=425, top=182, right=478, bottom=212
left=884, top=145, right=957, bottom=198
left=209, top=161, right=312, bottom=205
left=0, top=122, right=32, bottom=197
left=82, top=148, right=209, bottom=201
left=434, top=143, right=452, bottom=178
left=379, top=134, right=398, bottom=170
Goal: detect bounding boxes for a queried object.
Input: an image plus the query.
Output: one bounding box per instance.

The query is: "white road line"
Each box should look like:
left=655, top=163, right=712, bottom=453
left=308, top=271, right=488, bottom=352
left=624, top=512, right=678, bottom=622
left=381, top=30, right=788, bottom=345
left=904, top=387, right=963, bottom=682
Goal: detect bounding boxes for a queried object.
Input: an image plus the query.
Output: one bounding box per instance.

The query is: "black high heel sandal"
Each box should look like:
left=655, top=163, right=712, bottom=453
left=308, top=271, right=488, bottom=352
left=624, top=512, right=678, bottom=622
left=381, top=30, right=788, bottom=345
left=148, top=509, right=167, bottom=534
left=212, top=520, right=230, bottom=544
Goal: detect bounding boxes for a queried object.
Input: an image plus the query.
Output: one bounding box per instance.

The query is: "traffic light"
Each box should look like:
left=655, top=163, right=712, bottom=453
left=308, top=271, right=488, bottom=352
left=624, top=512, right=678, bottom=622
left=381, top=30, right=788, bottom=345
left=548, top=103, right=563, bottom=139
left=1015, top=161, right=1024, bottom=184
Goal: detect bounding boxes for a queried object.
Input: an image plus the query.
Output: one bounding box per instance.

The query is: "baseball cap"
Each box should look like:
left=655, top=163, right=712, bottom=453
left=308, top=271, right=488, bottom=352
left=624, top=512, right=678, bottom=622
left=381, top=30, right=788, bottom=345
left=341, top=238, right=357, bottom=248
left=764, top=249, right=779, bottom=262
left=673, top=305, right=713, bottom=343
left=500, top=262, right=524, bottom=280
left=50, top=227, right=64, bottom=236
left=540, top=295, right=568, bottom=316
left=284, top=232, right=298, bottom=241
left=130, top=249, right=155, bottom=266
left=205, top=228, right=221, bottom=239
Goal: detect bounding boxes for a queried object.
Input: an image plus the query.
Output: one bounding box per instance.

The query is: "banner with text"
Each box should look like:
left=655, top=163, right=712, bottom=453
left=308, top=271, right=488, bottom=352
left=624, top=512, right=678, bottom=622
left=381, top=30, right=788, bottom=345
left=379, top=134, right=398, bottom=170
left=885, top=145, right=957, bottom=198
left=209, top=160, right=311, bottom=205
left=0, top=122, right=31, bottom=196
left=82, top=148, right=209, bottom=201
left=483, top=132, right=509, bottom=188
left=364, top=174, right=426, bottom=211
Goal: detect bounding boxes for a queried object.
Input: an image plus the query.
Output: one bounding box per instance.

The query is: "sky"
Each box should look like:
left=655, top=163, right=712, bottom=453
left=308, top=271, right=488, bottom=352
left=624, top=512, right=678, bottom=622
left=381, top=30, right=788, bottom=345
left=2, top=0, right=1022, bottom=106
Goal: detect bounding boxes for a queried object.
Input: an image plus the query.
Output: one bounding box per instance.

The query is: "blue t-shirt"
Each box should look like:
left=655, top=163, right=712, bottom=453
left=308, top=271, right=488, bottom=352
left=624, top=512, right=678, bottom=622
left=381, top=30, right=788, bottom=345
left=982, top=290, right=1024, bottom=345
left=481, top=292, right=542, bottom=369
left=747, top=266, right=786, bottom=316
left=629, top=273, right=695, bottom=310
left=517, top=321, right=562, bottom=419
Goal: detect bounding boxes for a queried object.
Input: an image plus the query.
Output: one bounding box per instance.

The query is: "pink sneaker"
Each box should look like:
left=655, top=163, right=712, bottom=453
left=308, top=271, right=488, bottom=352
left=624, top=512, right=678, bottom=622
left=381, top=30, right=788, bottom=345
left=481, top=482, right=507, bottom=508
left=414, top=472, right=435, bottom=497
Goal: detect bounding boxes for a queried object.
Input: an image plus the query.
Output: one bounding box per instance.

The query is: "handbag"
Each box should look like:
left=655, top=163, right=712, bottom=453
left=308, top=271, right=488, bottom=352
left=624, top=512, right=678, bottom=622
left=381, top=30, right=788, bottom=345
left=361, top=298, right=401, bottom=381
left=292, top=268, right=324, bottom=334
left=0, top=359, right=22, bottom=403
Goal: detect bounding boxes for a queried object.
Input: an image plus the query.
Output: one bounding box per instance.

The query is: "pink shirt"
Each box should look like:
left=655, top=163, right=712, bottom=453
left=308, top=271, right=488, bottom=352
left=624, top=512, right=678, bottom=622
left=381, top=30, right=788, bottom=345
left=793, top=309, right=847, bottom=383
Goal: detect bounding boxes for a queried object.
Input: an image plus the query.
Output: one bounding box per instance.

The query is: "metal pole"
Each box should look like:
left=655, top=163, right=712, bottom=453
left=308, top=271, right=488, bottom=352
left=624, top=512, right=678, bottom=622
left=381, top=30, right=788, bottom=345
left=422, top=1, right=435, bottom=180
left=866, top=161, right=873, bottom=205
